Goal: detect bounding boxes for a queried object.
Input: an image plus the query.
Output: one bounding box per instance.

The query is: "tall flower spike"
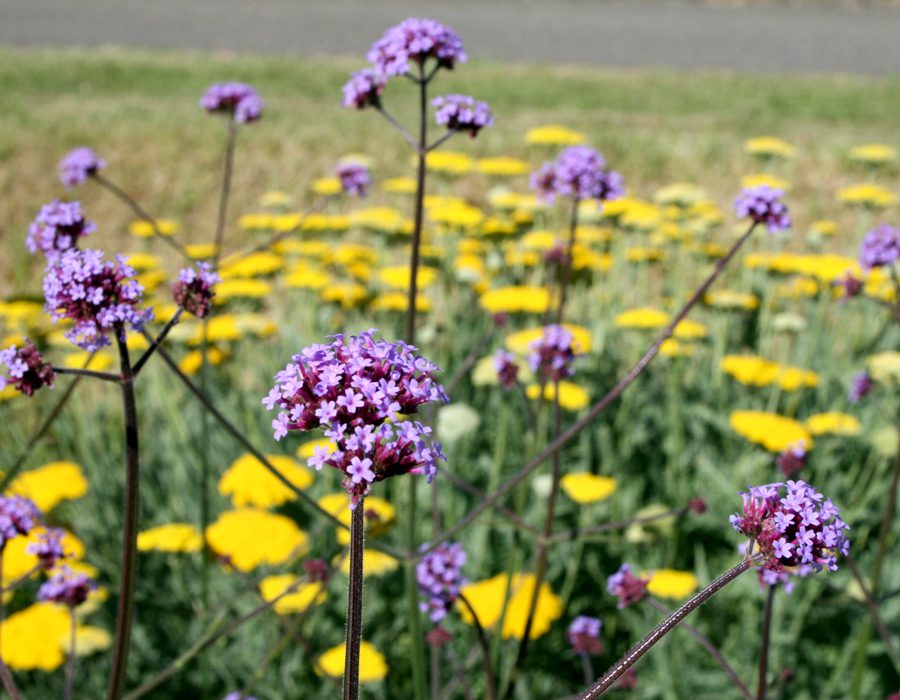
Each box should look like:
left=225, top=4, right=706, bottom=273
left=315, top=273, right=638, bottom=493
left=200, top=82, right=264, bottom=124
left=528, top=324, right=578, bottom=382
left=432, top=94, right=493, bottom=137
left=173, top=263, right=220, bottom=319
left=58, top=147, right=106, bottom=188
left=367, top=18, right=466, bottom=77
left=0, top=339, right=55, bottom=397
left=417, top=542, right=467, bottom=623
left=733, top=185, right=791, bottom=233
left=859, top=223, right=900, bottom=270
left=0, top=496, right=41, bottom=548
left=531, top=146, right=625, bottom=204
left=27, top=200, right=95, bottom=258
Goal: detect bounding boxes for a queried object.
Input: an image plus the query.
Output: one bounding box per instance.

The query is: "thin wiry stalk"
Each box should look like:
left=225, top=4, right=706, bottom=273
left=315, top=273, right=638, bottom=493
left=132, top=309, right=184, bottom=376
left=342, top=501, right=366, bottom=700
left=50, top=367, right=120, bottom=382
left=457, top=593, right=497, bottom=700
left=212, top=119, right=238, bottom=267
left=64, top=606, right=78, bottom=700
left=549, top=505, right=690, bottom=543
left=756, top=586, right=776, bottom=700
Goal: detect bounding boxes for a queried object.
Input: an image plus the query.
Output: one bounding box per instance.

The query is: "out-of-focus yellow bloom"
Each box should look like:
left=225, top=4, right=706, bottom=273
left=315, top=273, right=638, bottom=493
left=284, top=266, right=332, bottom=290
left=424, top=150, right=473, bottom=174
left=458, top=573, right=563, bottom=639
left=560, top=473, right=617, bottom=503
left=186, top=243, right=217, bottom=259
left=646, top=569, right=699, bottom=599
left=259, top=575, right=327, bottom=615
left=339, top=549, right=400, bottom=578
left=128, top=218, right=179, bottom=238
left=744, top=136, right=796, bottom=159
left=867, top=351, right=900, bottom=385
left=654, top=183, right=708, bottom=207
left=320, top=283, right=368, bottom=309
left=317, top=641, right=387, bottom=682
left=806, top=412, right=862, bottom=437
left=848, top=143, right=897, bottom=166
left=625, top=247, right=666, bottom=263
left=480, top=286, right=549, bottom=314
left=659, top=339, right=695, bottom=357
left=70, top=626, right=112, bottom=656
left=137, top=523, right=203, bottom=553
left=837, top=183, right=897, bottom=209
left=429, top=203, right=485, bottom=230
left=214, top=279, right=272, bottom=303
left=350, top=207, right=408, bottom=234
left=260, top=191, right=292, bottom=208
left=188, top=314, right=242, bottom=344
left=371, top=292, right=432, bottom=312
left=383, top=176, right=417, bottom=194
left=721, top=355, right=818, bottom=391
left=7, top=461, right=88, bottom=513
left=311, top=177, right=342, bottom=196
left=621, top=203, right=663, bottom=231
left=704, top=289, right=759, bottom=310
left=219, top=453, right=314, bottom=508
left=378, top=266, right=438, bottom=290
left=520, top=230, right=559, bottom=251
left=178, top=347, right=227, bottom=375
left=296, top=438, right=335, bottom=461
left=525, top=382, right=590, bottom=411
left=319, top=493, right=396, bottom=543
left=237, top=213, right=276, bottom=231
left=506, top=324, right=592, bottom=355
left=809, top=220, right=838, bottom=237
left=2, top=528, right=85, bottom=583
left=614, top=308, right=707, bottom=339
left=477, top=156, right=531, bottom=176
left=526, top=124, right=585, bottom=146
left=741, top=173, right=791, bottom=191
left=1, top=603, right=70, bottom=671
left=220, top=252, right=284, bottom=278
left=123, top=253, right=162, bottom=271
left=205, top=509, right=309, bottom=572
left=729, top=410, right=813, bottom=452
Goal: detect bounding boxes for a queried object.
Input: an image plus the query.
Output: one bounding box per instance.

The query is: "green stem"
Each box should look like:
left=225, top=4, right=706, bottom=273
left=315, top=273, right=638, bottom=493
left=756, top=586, right=775, bottom=700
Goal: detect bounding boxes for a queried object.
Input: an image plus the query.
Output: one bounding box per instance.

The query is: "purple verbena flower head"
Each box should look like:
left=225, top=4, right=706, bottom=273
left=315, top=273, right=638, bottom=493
left=849, top=370, right=873, bottom=404
left=342, top=68, right=387, bottom=109
left=835, top=271, right=863, bottom=301
left=337, top=161, right=371, bottom=197
left=0, top=339, right=55, bottom=397
left=27, top=200, right=95, bottom=258
left=859, top=224, right=900, bottom=270
left=223, top=694, right=258, bottom=700
left=531, top=146, right=625, bottom=204
left=37, top=565, right=95, bottom=608
left=528, top=324, right=578, bottom=382
left=493, top=349, right=519, bottom=390
left=0, top=496, right=41, bottom=549
left=367, top=18, right=466, bottom=77
left=173, top=263, right=219, bottom=319
left=776, top=442, right=807, bottom=478
left=26, top=528, right=67, bottom=570
left=567, top=615, right=603, bottom=656
left=417, top=542, right=467, bottom=623
left=303, top=558, right=331, bottom=583
left=58, top=147, right=106, bottom=188
left=432, top=94, right=493, bottom=138
left=263, top=329, right=448, bottom=506
left=606, top=564, right=649, bottom=609
left=43, top=248, right=153, bottom=351
left=730, top=481, right=849, bottom=579
left=733, top=185, right=791, bottom=233
left=200, top=82, right=264, bottom=124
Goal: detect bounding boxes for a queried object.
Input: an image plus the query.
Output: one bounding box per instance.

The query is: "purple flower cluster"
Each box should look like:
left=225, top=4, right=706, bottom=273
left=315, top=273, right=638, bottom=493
left=0, top=496, right=41, bottom=549
left=58, top=147, right=106, bottom=188
left=367, top=18, right=467, bottom=77
left=200, top=82, right=264, bottom=124
left=432, top=94, right=493, bottom=137
left=528, top=325, right=578, bottom=382
left=567, top=615, right=603, bottom=656
left=37, top=565, right=95, bottom=608
left=493, top=349, right=519, bottom=390
left=776, top=443, right=807, bottom=478
left=43, top=248, right=153, bottom=351
left=849, top=370, right=873, bottom=404
left=337, top=161, right=371, bottom=197
left=859, top=224, right=900, bottom=270
left=606, top=564, right=649, bottom=609
left=531, top=146, right=625, bottom=204
left=342, top=68, right=387, bottom=110
left=27, top=200, right=95, bottom=258
left=416, top=542, right=467, bottom=623
left=223, top=694, right=258, bottom=700
left=263, top=330, right=448, bottom=505
left=26, top=528, right=67, bottom=570
left=730, top=481, right=849, bottom=578
left=173, top=263, right=219, bottom=319
left=733, top=185, right=792, bottom=233
left=0, top=339, right=55, bottom=397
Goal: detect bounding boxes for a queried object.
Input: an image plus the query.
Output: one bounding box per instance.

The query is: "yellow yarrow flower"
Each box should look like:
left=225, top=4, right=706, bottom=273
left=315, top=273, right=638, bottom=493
left=837, top=183, right=897, bottom=209
left=311, top=177, right=342, bottom=196
left=848, top=143, right=897, bottom=166
left=317, top=641, right=388, bottom=682
left=424, top=150, right=473, bottom=174
left=867, top=351, right=900, bottom=385
left=525, top=382, right=590, bottom=411
left=480, top=286, right=549, bottom=314
left=237, top=213, right=276, bottom=231
left=382, top=176, right=417, bottom=194
left=214, top=279, right=272, bottom=303
left=614, top=308, right=707, bottom=339
left=123, top=253, right=162, bottom=271
left=729, top=410, right=813, bottom=452
left=296, top=438, right=335, bottom=461
left=350, top=207, right=408, bottom=234
left=526, top=124, right=585, bottom=146
left=339, top=549, right=399, bottom=578
left=205, top=509, right=309, bottom=572
left=320, top=283, right=368, bottom=309
left=7, top=461, right=88, bottom=513
left=260, top=191, right=292, bottom=208
left=371, top=292, right=432, bottom=313
left=704, top=289, right=759, bottom=311
left=805, top=412, right=862, bottom=437
left=625, top=246, right=666, bottom=264
left=219, top=252, right=284, bottom=279
left=741, top=173, right=792, bottom=192
left=744, top=136, right=796, bottom=159
left=178, top=348, right=227, bottom=376
left=69, top=626, right=112, bottom=657
left=259, top=575, right=327, bottom=615
left=128, top=218, right=179, bottom=238
left=653, top=183, right=708, bottom=207
left=284, top=267, right=332, bottom=290
left=318, top=493, right=396, bottom=542
left=659, top=339, right=696, bottom=358
left=646, top=569, right=699, bottom=599
left=560, top=473, right=617, bottom=504
left=477, top=156, right=531, bottom=176
left=1, top=603, right=70, bottom=671
left=458, top=573, right=563, bottom=640
left=378, top=266, right=438, bottom=290
left=218, top=454, right=313, bottom=509
left=186, top=243, right=217, bottom=260
left=137, top=523, right=203, bottom=553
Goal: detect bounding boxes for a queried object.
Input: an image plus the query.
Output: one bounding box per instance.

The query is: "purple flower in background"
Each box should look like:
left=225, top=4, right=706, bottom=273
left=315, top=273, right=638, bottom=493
left=528, top=324, right=578, bottom=382
left=776, top=442, right=807, bottom=478
left=493, top=349, right=519, bottom=390
left=58, top=147, right=106, bottom=188
left=531, top=146, right=625, bottom=204
left=567, top=615, right=603, bottom=656
left=342, top=68, right=387, bottom=109
left=37, top=565, right=95, bottom=607
left=43, top=248, right=153, bottom=351
left=0, top=339, right=55, bottom=397
left=849, top=370, right=873, bottom=404
left=173, top=263, right=219, bottom=319
left=417, top=542, right=467, bottom=623
left=367, top=18, right=466, bottom=77
left=263, top=329, right=448, bottom=506
left=733, top=185, right=791, bottom=233
left=606, top=564, right=649, bottom=609
left=222, top=695, right=258, bottom=700
left=0, top=496, right=41, bottom=548
left=432, top=94, right=493, bottom=137
left=27, top=200, right=95, bottom=258
left=200, top=82, right=264, bottom=124
left=337, top=161, right=371, bottom=197
left=859, top=224, right=900, bottom=270
left=835, top=271, right=863, bottom=301
left=26, top=528, right=67, bottom=570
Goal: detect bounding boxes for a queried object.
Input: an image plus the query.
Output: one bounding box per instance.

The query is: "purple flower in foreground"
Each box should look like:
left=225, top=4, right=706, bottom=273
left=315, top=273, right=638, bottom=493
left=0, top=340, right=55, bottom=397
left=849, top=370, right=873, bottom=404
left=264, top=329, right=448, bottom=505
left=567, top=615, right=603, bottom=655
left=493, top=349, right=519, bottom=390
left=27, top=200, right=95, bottom=258
left=0, top=496, right=41, bottom=548
left=200, top=82, right=263, bottom=124
left=173, top=263, right=219, bottom=319
left=337, top=161, right=371, bottom=197
left=528, top=324, right=578, bottom=382
left=531, top=146, right=625, bottom=204
left=342, top=68, right=387, bottom=109
left=37, top=565, right=95, bottom=607
left=59, top=147, right=106, bottom=188
left=432, top=94, right=492, bottom=137
left=606, top=564, right=649, bottom=609
left=417, top=542, right=467, bottom=623
left=43, top=248, right=153, bottom=351
left=26, top=527, right=67, bottom=570
left=859, top=224, right=900, bottom=270
left=776, top=442, right=807, bottom=478
left=367, top=18, right=466, bottom=77
left=733, top=185, right=791, bottom=233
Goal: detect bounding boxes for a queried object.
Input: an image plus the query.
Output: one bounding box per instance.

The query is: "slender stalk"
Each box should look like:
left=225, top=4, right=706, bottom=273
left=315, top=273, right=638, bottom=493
left=376, top=105, right=419, bottom=151
left=846, top=555, right=900, bottom=671
left=64, top=606, right=78, bottom=700
left=579, top=558, right=754, bottom=699
left=457, top=593, right=497, bottom=700
left=50, top=367, right=121, bottom=382
left=441, top=471, right=540, bottom=538
left=444, top=326, right=495, bottom=396
left=871, top=424, right=900, bottom=593
left=420, top=222, right=760, bottom=557
left=132, top=309, right=183, bottom=376
left=107, top=329, right=141, bottom=700
left=555, top=197, right=581, bottom=324
left=0, top=565, right=41, bottom=594
left=426, top=131, right=456, bottom=153
left=220, top=197, right=331, bottom=260
left=756, top=586, right=775, bottom=700
left=0, top=661, right=22, bottom=700
left=212, top=119, right=238, bottom=267
left=549, top=506, right=690, bottom=543
left=342, top=501, right=366, bottom=700
left=580, top=654, right=595, bottom=688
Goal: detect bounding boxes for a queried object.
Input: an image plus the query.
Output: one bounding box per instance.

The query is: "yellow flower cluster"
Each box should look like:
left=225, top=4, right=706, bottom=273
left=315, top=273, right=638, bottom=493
left=458, top=573, right=563, bottom=639
left=729, top=410, right=813, bottom=452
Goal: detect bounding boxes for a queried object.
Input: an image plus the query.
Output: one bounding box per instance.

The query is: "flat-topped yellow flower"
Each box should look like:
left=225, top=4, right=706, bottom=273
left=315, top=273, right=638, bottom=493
left=378, top=265, right=438, bottom=290
left=867, top=351, right=900, bottom=385
left=730, top=410, right=813, bottom=452
left=741, top=173, right=791, bottom=191
left=646, top=569, right=699, bottom=599
left=480, top=285, right=549, bottom=314
left=320, top=283, right=368, bottom=309
left=339, top=549, right=399, bottom=578
left=849, top=143, right=897, bottom=166
left=219, top=252, right=284, bottom=279
left=259, top=575, right=327, bottom=615
left=477, top=156, right=531, bottom=176
left=178, top=348, right=227, bottom=376
left=260, top=190, right=292, bottom=208
left=371, top=292, right=432, bottom=313
left=123, top=252, right=162, bottom=271
left=214, top=279, right=272, bottom=303
left=526, top=381, right=589, bottom=411
left=7, top=461, right=88, bottom=513
left=237, top=213, right=276, bottom=231
left=428, top=203, right=485, bottom=229
left=526, top=124, right=585, bottom=146
left=311, top=176, right=342, bottom=196
left=744, top=136, right=796, bottom=159
left=317, top=641, right=387, bottom=682
left=654, top=182, right=708, bottom=207
left=621, top=203, right=663, bottom=231
left=188, top=314, right=242, bottom=344
left=137, top=523, right=203, bottom=553
left=614, top=307, right=669, bottom=329
left=3, top=527, right=85, bottom=583
left=837, top=183, right=896, bottom=209
left=219, top=453, right=313, bottom=508
left=721, top=355, right=779, bottom=386
left=350, top=207, right=408, bottom=234
left=284, top=267, right=332, bottom=290
left=704, top=289, right=759, bottom=311
left=424, top=150, right=473, bottom=174
left=205, top=509, right=308, bottom=571
left=505, top=324, right=592, bottom=355
left=383, top=176, right=416, bottom=194
left=625, top=246, right=666, bottom=263
left=186, top=243, right=216, bottom=259
left=1, top=603, right=70, bottom=671
left=458, top=573, right=563, bottom=640
left=319, top=493, right=396, bottom=542
left=659, top=339, right=695, bottom=357
left=806, top=412, right=862, bottom=437
left=561, top=473, right=617, bottom=504
left=128, top=218, right=179, bottom=238
left=69, top=626, right=112, bottom=657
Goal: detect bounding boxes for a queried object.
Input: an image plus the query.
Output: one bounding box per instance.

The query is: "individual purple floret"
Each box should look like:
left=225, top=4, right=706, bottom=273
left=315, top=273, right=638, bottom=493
left=263, top=329, right=448, bottom=506
left=730, top=481, right=849, bottom=580
left=37, top=565, right=95, bottom=608
left=531, top=146, right=625, bottom=204
left=417, top=542, right=467, bottom=623
left=337, top=161, right=371, bottom=197
left=27, top=200, right=96, bottom=258
left=733, top=185, right=792, bottom=233
left=776, top=442, right=807, bottom=478
left=58, top=147, right=106, bottom=188
left=606, top=564, right=649, bottom=609
left=342, top=68, right=387, bottom=109
left=0, top=496, right=41, bottom=548
left=0, top=339, right=55, bottom=397
left=26, top=528, right=67, bottom=570
left=367, top=18, right=467, bottom=77
left=43, top=248, right=153, bottom=352
left=200, top=82, right=264, bottom=124
left=173, top=263, right=219, bottom=319
left=493, top=349, right=519, bottom=390
left=848, top=370, right=873, bottom=404
left=567, top=615, right=603, bottom=656
left=432, top=94, right=493, bottom=137
left=859, top=224, right=900, bottom=270
left=528, top=324, right=578, bottom=382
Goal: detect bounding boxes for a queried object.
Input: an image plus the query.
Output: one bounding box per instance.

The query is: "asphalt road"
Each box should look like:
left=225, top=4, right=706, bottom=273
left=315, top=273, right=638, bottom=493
left=2, top=0, right=900, bottom=75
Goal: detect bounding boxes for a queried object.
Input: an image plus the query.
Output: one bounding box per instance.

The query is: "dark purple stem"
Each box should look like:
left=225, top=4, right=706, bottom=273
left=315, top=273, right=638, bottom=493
left=212, top=119, right=238, bottom=268
left=65, top=606, right=78, bottom=700
left=756, top=586, right=775, bottom=700
left=51, top=367, right=120, bottom=382
left=342, top=501, right=366, bottom=700
left=457, top=592, right=497, bottom=700
left=132, top=309, right=184, bottom=376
